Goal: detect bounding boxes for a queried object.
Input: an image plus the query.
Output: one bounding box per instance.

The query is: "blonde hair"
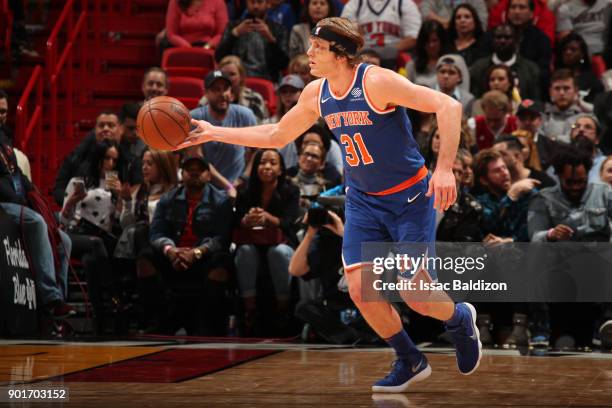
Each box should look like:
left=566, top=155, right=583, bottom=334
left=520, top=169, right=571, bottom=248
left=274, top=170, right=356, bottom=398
left=512, top=129, right=542, bottom=171
left=218, top=55, right=246, bottom=87
left=288, top=54, right=310, bottom=75
left=481, top=90, right=510, bottom=112
left=316, top=17, right=364, bottom=66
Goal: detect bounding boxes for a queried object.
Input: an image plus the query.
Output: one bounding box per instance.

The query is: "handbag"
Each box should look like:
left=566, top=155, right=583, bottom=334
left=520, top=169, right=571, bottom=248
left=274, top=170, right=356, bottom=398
left=232, top=226, right=286, bottom=246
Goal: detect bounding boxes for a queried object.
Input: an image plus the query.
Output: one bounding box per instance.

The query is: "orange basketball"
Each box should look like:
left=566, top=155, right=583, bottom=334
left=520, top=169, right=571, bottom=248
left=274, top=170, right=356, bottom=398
left=137, top=96, right=191, bottom=151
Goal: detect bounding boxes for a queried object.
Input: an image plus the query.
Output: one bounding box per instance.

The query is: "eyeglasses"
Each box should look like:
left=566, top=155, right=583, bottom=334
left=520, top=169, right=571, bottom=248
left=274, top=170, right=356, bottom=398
left=571, top=123, right=596, bottom=131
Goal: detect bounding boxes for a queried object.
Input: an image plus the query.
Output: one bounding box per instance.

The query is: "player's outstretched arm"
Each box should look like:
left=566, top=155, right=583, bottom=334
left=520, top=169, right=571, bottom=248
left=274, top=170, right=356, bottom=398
left=173, top=80, right=322, bottom=151
left=364, top=66, right=462, bottom=211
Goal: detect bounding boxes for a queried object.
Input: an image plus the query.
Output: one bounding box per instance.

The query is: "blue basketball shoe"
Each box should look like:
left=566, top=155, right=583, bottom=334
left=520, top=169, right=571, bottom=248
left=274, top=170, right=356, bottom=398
left=446, top=302, right=482, bottom=375
left=371, top=355, right=432, bottom=393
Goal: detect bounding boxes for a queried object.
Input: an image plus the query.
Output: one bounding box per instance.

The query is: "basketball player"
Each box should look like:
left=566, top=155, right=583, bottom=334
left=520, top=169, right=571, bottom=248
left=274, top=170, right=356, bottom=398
left=176, top=17, right=482, bottom=392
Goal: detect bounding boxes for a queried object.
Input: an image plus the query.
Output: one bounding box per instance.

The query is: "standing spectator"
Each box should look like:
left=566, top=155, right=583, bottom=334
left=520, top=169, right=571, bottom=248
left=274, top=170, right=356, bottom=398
left=421, top=0, right=488, bottom=30
left=199, top=55, right=269, bottom=123
left=542, top=69, right=589, bottom=144
left=53, top=111, right=124, bottom=206
left=150, top=156, right=233, bottom=335
left=569, top=114, right=606, bottom=183
left=472, top=90, right=518, bottom=149
left=488, top=0, right=555, bottom=44
left=556, top=0, right=611, bottom=55
left=435, top=54, right=474, bottom=117
left=191, top=70, right=258, bottom=183
left=141, top=67, right=168, bottom=102
left=493, top=135, right=556, bottom=186
left=447, top=4, right=488, bottom=67
left=471, top=64, right=520, bottom=116
left=233, top=149, right=300, bottom=333
left=164, top=0, right=228, bottom=49
left=469, top=24, right=541, bottom=100
left=555, top=32, right=604, bottom=106
left=600, top=156, right=612, bottom=186
left=475, top=148, right=539, bottom=243
left=405, top=21, right=450, bottom=89
left=216, top=0, right=289, bottom=81
left=504, top=0, right=552, bottom=92
left=289, top=0, right=336, bottom=59
left=341, top=0, right=422, bottom=68
left=0, top=140, right=74, bottom=319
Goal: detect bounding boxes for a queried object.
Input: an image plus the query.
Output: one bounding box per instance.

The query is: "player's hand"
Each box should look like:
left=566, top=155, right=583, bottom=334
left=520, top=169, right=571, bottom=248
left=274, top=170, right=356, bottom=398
left=173, top=119, right=213, bottom=151
left=548, top=224, right=574, bottom=241
left=426, top=168, right=456, bottom=211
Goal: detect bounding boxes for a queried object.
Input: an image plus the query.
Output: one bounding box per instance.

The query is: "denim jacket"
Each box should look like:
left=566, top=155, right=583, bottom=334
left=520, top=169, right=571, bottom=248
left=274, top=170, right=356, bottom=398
left=528, top=183, right=612, bottom=242
left=150, top=184, right=233, bottom=254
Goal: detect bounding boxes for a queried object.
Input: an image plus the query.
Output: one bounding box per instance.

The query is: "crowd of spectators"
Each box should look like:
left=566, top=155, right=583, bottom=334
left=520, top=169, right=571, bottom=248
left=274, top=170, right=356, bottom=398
left=1, top=0, right=612, bottom=351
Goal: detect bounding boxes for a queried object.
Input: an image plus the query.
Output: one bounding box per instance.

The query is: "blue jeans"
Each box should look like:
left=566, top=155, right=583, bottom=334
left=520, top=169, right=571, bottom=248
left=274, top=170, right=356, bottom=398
left=234, top=244, right=294, bottom=300
left=0, top=203, right=71, bottom=305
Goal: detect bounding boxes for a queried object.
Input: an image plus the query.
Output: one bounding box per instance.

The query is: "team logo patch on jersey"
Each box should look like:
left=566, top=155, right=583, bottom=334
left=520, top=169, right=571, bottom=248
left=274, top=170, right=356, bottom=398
left=351, top=88, right=363, bottom=98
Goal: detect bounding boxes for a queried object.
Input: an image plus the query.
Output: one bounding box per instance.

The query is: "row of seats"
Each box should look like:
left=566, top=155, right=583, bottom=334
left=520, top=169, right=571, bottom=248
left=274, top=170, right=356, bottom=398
left=161, top=47, right=278, bottom=115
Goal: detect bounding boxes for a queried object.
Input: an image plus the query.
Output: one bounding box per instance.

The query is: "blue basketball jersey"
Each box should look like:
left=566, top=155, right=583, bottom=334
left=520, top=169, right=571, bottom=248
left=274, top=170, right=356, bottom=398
left=318, top=63, right=425, bottom=194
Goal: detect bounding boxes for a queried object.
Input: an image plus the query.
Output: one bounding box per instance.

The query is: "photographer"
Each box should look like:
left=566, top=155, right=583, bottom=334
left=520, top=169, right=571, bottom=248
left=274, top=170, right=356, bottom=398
left=289, top=204, right=376, bottom=344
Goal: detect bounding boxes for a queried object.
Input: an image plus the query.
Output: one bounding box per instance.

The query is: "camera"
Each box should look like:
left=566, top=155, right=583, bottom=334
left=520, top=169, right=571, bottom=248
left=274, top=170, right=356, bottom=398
left=307, top=206, right=331, bottom=227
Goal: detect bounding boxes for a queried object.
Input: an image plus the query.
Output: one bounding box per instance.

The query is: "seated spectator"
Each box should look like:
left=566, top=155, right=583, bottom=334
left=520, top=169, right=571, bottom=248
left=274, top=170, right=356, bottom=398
left=493, top=135, right=556, bottom=186
left=405, top=21, right=449, bottom=90
left=542, top=69, right=590, bottom=143
left=475, top=148, right=539, bottom=243
left=447, top=4, right=488, bottom=67
left=420, top=0, right=488, bottom=29
left=233, top=149, right=300, bottom=334
left=53, top=110, right=124, bottom=206
left=0, top=139, right=74, bottom=319
left=164, top=0, right=228, bottom=49
left=266, top=0, right=297, bottom=32
left=488, top=0, right=555, bottom=45
left=191, top=70, right=257, bottom=183
left=435, top=54, right=474, bottom=117
left=288, top=54, right=316, bottom=85
left=556, top=0, right=611, bottom=56
left=471, top=90, right=518, bottom=149
left=150, top=156, right=233, bottom=335
left=422, top=126, right=440, bottom=169
left=289, top=0, right=336, bottom=59
left=266, top=74, right=304, bottom=124
left=436, top=153, right=483, bottom=242
left=569, top=114, right=606, bottom=183
left=601, top=156, right=612, bottom=186
left=118, top=103, right=146, bottom=187
left=216, top=0, right=289, bottom=81
left=358, top=49, right=382, bottom=66
left=280, top=123, right=344, bottom=178
left=0, top=91, right=31, bottom=180
left=457, top=147, right=475, bottom=190
left=515, top=99, right=563, bottom=170
left=472, top=64, right=521, bottom=116
left=554, top=32, right=604, bottom=107
left=141, top=67, right=168, bottom=102
left=60, top=139, right=126, bottom=333
left=470, top=24, right=541, bottom=100
left=289, top=142, right=341, bottom=210
left=199, top=55, right=269, bottom=123
left=504, top=0, right=552, bottom=94
left=341, top=0, right=422, bottom=68
left=512, top=129, right=543, bottom=171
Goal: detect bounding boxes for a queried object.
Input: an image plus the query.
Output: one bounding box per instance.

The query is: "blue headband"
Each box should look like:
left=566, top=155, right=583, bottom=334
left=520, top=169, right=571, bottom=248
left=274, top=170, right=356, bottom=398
left=311, top=26, right=358, bottom=55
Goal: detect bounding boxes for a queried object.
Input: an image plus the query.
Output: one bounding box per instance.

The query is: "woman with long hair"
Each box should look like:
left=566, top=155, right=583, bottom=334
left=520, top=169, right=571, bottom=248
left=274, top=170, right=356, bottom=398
left=233, top=149, right=300, bottom=334
left=405, top=20, right=449, bottom=89
left=289, top=0, right=336, bottom=58
left=472, top=64, right=521, bottom=116
left=447, top=4, right=487, bottom=67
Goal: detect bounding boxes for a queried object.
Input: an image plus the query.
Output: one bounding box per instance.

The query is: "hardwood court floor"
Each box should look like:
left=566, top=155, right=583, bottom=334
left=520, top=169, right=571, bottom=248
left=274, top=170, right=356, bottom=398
left=1, top=340, right=611, bottom=407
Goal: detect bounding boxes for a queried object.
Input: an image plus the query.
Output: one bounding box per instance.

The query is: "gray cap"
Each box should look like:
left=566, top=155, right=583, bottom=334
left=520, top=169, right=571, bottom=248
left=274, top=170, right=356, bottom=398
left=278, top=75, right=305, bottom=91
left=435, top=54, right=470, bottom=93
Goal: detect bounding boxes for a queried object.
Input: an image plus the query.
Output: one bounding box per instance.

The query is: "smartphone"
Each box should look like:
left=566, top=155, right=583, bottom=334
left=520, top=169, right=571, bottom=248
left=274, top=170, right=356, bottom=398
left=72, top=178, right=85, bottom=193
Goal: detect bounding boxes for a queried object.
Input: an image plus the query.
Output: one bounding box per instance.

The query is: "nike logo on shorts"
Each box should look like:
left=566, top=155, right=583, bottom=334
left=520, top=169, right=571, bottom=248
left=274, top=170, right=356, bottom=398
left=407, top=192, right=421, bottom=204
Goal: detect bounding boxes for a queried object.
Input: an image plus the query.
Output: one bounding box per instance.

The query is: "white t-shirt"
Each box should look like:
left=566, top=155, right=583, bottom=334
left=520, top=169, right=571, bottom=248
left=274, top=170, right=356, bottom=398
left=341, top=0, right=422, bottom=48
left=556, top=0, right=612, bottom=55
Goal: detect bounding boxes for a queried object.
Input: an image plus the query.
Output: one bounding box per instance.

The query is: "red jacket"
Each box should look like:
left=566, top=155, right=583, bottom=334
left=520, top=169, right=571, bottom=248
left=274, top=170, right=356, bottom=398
left=488, top=0, right=555, bottom=46
left=474, top=115, right=518, bottom=150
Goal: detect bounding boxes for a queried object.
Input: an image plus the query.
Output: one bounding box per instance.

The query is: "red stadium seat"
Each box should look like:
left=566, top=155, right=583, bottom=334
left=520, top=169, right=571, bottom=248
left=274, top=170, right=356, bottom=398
left=168, top=76, right=205, bottom=100
left=245, top=77, right=277, bottom=116
left=591, top=55, right=606, bottom=79
left=176, top=97, right=200, bottom=110
left=162, top=47, right=216, bottom=80
left=0, top=0, right=13, bottom=73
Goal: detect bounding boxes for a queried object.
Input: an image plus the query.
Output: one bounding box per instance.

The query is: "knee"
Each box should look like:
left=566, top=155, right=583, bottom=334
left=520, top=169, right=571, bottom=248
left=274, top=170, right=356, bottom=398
left=348, top=278, right=364, bottom=305
left=235, top=244, right=257, bottom=261
left=267, top=244, right=293, bottom=261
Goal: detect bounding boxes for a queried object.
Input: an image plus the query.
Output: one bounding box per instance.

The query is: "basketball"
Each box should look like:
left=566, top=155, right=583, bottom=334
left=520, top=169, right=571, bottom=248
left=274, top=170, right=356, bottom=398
left=137, top=96, right=191, bottom=150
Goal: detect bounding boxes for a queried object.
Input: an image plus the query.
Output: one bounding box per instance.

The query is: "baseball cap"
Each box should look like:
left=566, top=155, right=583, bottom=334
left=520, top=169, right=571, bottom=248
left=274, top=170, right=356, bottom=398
left=516, top=99, right=543, bottom=117
left=204, top=70, right=232, bottom=89
left=180, top=155, right=210, bottom=171
left=278, top=75, right=305, bottom=91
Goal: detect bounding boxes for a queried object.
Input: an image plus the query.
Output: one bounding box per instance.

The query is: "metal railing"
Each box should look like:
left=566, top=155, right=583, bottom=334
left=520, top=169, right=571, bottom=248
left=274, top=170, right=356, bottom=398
left=15, top=66, right=43, bottom=184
